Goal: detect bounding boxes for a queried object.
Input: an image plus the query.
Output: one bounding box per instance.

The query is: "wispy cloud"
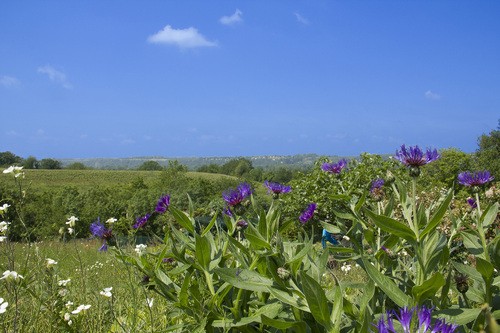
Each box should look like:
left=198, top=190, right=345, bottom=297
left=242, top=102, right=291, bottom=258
left=0, top=75, right=21, bottom=88
left=37, top=65, right=72, bottom=89
left=294, top=12, right=309, bottom=25
left=424, top=90, right=441, bottom=100
left=147, top=25, right=217, bottom=48
left=220, top=9, right=243, bottom=25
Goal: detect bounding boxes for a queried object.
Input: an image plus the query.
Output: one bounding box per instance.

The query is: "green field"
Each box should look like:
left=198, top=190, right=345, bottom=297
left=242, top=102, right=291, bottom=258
left=0, top=169, right=238, bottom=190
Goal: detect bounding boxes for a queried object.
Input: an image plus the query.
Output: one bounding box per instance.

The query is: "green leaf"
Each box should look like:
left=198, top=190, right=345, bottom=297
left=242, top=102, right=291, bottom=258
left=214, top=268, right=273, bottom=292
left=420, top=189, right=453, bottom=239
left=267, top=286, right=310, bottom=312
left=476, top=257, right=494, bottom=283
left=320, top=222, right=341, bottom=234
left=201, top=213, right=218, bottom=237
left=360, top=257, right=411, bottom=308
left=195, top=233, right=211, bottom=270
left=261, top=315, right=307, bottom=331
left=169, top=206, right=195, bottom=234
left=211, top=302, right=282, bottom=328
left=299, top=271, right=333, bottom=330
left=461, top=230, right=484, bottom=257
left=482, top=202, right=499, bottom=228
left=412, top=272, right=445, bottom=303
left=363, top=208, right=416, bottom=243
left=435, top=307, right=482, bottom=325
left=330, top=285, right=343, bottom=332
left=452, top=261, right=483, bottom=282
left=179, top=270, right=193, bottom=308
left=244, top=222, right=271, bottom=250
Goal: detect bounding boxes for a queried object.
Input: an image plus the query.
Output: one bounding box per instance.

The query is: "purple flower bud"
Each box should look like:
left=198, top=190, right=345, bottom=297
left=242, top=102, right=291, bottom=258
left=299, top=203, right=316, bottom=224
left=155, top=195, right=170, bottom=213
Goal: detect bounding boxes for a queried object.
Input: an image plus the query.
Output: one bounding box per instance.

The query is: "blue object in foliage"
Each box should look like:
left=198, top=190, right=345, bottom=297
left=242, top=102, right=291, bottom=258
left=322, top=229, right=338, bottom=248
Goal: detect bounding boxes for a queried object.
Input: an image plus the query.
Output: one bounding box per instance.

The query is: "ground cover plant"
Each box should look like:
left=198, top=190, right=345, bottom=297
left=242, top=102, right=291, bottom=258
left=0, top=144, right=499, bottom=332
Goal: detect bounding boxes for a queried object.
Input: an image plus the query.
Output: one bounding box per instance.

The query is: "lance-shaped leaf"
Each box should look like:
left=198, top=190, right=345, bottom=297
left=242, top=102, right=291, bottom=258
left=214, top=267, right=273, bottom=292
left=360, top=257, right=411, bottom=307
left=169, top=206, right=195, bottom=234
left=420, top=188, right=453, bottom=239
left=412, top=272, right=445, bottom=304
left=363, top=208, right=416, bottom=242
left=299, top=271, right=334, bottom=330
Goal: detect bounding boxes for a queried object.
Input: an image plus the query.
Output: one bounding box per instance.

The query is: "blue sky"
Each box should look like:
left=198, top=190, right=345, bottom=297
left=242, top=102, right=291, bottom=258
left=1, top=1, right=499, bottom=159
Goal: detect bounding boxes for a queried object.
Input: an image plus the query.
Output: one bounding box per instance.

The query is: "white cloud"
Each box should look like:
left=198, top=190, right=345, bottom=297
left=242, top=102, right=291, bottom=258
left=220, top=9, right=243, bottom=25
left=0, top=75, right=21, bottom=87
left=37, top=65, right=72, bottom=89
left=147, top=25, right=217, bottom=48
left=294, top=12, right=309, bottom=25
left=424, top=90, right=441, bottom=100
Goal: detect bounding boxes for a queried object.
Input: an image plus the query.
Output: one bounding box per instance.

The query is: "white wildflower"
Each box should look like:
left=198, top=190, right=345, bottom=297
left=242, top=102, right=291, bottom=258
left=135, top=244, right=147, bottom=256
left=340, top=263, right=352, bottom=274
left=65, top=216, right=78, bottom=228
left=0, top=298, right=8, bottom=314
left=64, top=312, right=71, bottom=323
left=71, top=304, right=91, bottom=315
left=100, top=287, right=112, bottom=298
left=146, top=298, right=154, bottom=308
left=106, top=217, right=117, bottom=224
left=46, top=258, right=58, bottom=268
left=58, top=279, right=71, bottom=287
left=0, top=237, right=6, bottom=242
left=0, top=270, right=24, bottom=281
left=342, top=235, right=350, bottom=241
left=3, top=166, right=23, bottom=174
left=0, top=221, right=10, bottom=233
left=0, top=204, right=10, bottom=212
left=65, top=301, right=73, bottom=309
left=399, top=249, right=408, bottom=257
left=67, top=228, right=74, bottom=235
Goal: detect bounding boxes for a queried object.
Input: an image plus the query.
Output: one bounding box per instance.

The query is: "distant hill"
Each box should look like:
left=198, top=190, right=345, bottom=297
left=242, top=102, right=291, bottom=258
left=59, top=154, right=358, bottom=170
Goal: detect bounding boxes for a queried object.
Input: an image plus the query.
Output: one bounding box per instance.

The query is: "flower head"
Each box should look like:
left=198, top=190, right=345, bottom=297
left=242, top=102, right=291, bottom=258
left=71, top=304, right=91, bottom=315
left=375, top=305, right=458, bottom=333
left=46, top=258, right=58, bottom=268
left=155, top=194, right=171, bottom=213
left=0, top=270, right=24, bottom=281
left=100, top=287, right=113, bottom=298
left=106, top=217, right=117, bottom=224
left=65, top=216, right=79, bottom=228
left=90, top=218, right=113, bottom=251
left=458, top=171, right=494, bottom=187
left=299, top=203, right=316, bottom=224
left=236, top=219, right=248, bottom=230
left=264, top=181, right=291, bottom=196
left=466, top=197, right=477, bottom=209
left=0, top=221, right=10, bottom=233
left=0, top=298, right=8, bottom=314
left=135, top=244, right=147, bottom=256
left=370, top=178, right=385, bottom=192
left=133, top=213, right=151, bottom=229
left=222, top=182, right=253, bottom=207
left=0, top=204, right=10, bottom=212
left=3, top=166, right=24, bottom=178
left=321, top=159, right=348, bottom=174
left=395, top=145, right=440, bottom=167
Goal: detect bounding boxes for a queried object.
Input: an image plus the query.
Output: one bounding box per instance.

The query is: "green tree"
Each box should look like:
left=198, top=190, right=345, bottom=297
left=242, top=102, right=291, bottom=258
left=197, top=163, right=221, bottom=173
left=0, top=151, right=22, bottom=166
left=137, top=160, right=164, bottom=171
left=475, top=119, right=500, bottom=179
left=23, top=156, right=40, bottom=169
left=65, top=162, right=88, bottom=170
left=40, top=158, right=62, bottom=169
left=420, top=148, right=473, bottom=188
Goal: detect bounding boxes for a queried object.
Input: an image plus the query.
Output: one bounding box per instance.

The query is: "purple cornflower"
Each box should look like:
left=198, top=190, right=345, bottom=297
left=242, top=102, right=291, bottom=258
left=370, top=178, right=385, bottom=193
left=467, top=197, right=477, bottom=209
left=236, top=220, right=248, bottom=230
left=457, top=171, right=494, bottom=187
left=321, top=159, right=348, bottom=174
left=374, top=305, right=458, bottom=333
left=395, top=145, right=440, bottom=167
left=264, top=181, right=291, bottom=195
left=299, top=203, right=316, bottom=224
left=155, top=194, right=171, bottom=213
left=418, top=306, right=433, bottom=333
left=90, top=218, right=113, bottom=251
left=394, top=306, right=414, bottom=333
left=133, top=213, right=151, bottom=229
left=222, top=182, right=253, bottom=207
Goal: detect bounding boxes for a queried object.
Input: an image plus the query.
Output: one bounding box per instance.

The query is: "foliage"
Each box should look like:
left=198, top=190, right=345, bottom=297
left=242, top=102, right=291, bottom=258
left=475, top=119, right=500, bottom=180
left=137, top=160, right=164, bottom=171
